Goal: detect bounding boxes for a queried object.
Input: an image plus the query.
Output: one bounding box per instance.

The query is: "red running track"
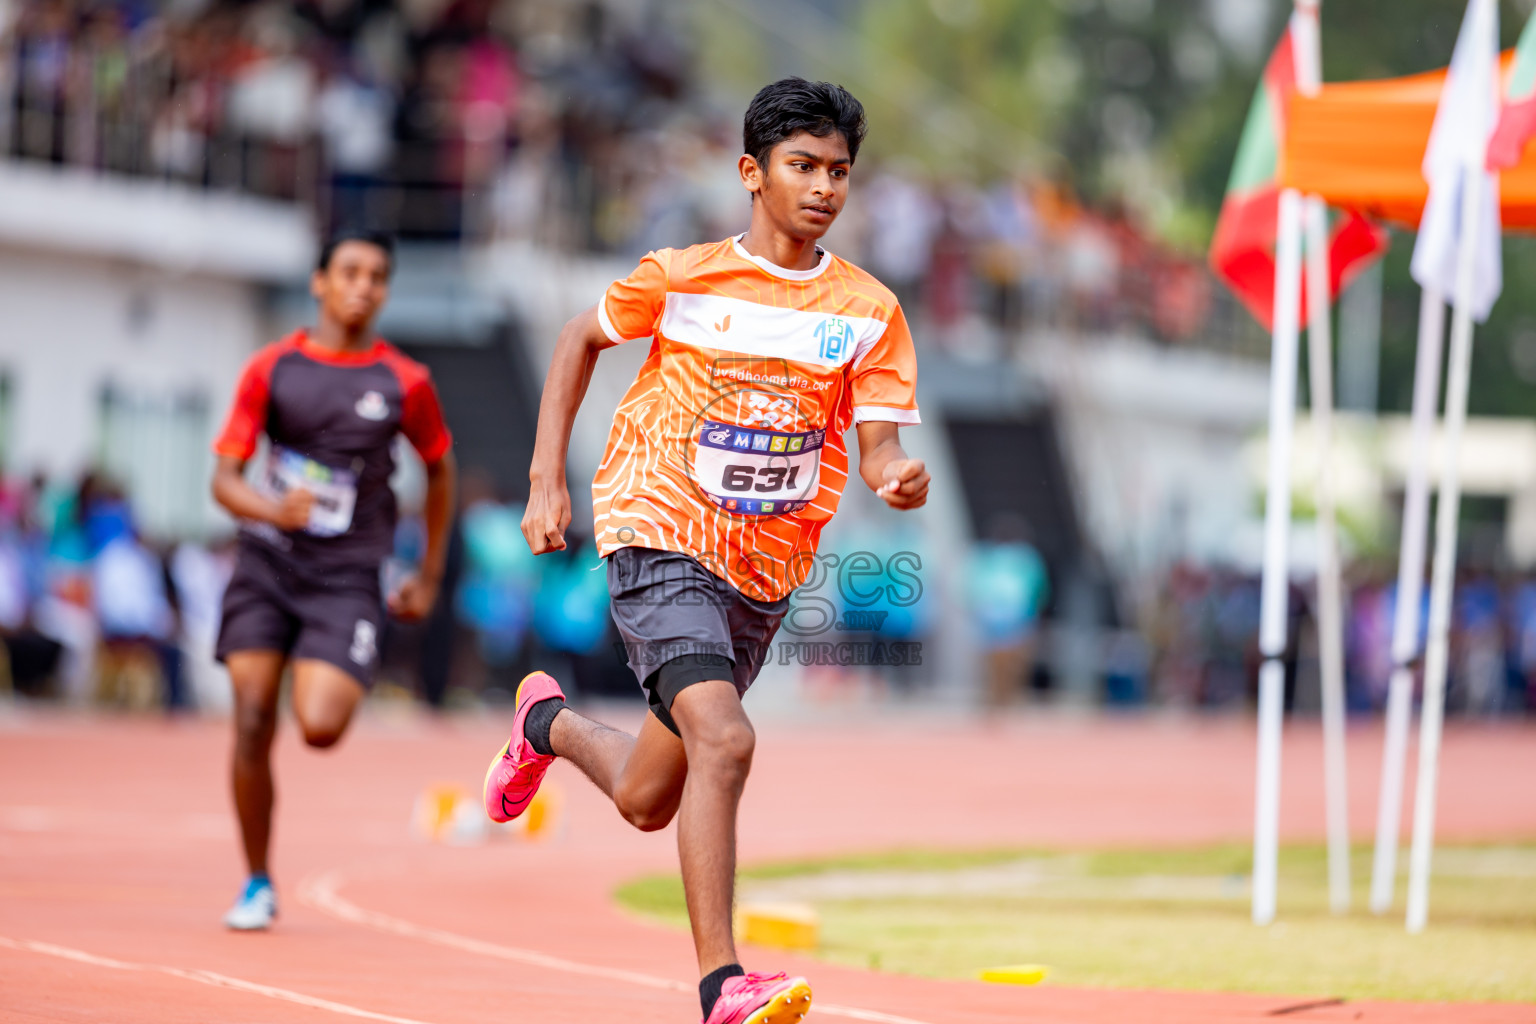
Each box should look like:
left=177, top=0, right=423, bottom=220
left=2, top=706, right=1534, bottom=1023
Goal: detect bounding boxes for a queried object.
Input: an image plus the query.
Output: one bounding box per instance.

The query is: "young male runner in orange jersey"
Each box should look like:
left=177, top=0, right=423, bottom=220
left=483, top=79, right=928, bottom=1024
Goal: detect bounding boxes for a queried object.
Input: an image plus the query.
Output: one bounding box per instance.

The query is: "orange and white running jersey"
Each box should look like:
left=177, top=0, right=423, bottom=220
left=592, top=235, right=920, bottom=601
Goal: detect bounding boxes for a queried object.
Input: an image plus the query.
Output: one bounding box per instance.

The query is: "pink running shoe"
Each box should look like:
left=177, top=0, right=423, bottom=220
left=482, top=671, right=564, bottom=823
left=702, top=972, right=813, bottom=1024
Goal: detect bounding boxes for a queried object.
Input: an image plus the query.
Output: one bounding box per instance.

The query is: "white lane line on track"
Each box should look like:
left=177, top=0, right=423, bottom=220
left=299, top=867, right=936, bottom=1024
left=0, top=935, right=441, bottom=1024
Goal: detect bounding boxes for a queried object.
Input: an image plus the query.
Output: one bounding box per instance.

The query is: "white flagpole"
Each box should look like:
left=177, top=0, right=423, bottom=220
left=1293, top=0, right=1351, bottom=914
left=1254, top=182, right=1305, bottom=927
left=1368, top=287, right=1445, bottom=914
left=1406, top=0, right=1500, bottom=935
left=1405, top=158, right=1490, bottom=938
left=1303, top=196, right=1351, bottom=914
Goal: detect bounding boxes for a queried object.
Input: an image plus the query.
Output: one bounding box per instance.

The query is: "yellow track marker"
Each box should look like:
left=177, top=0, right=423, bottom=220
left=412, top=782, right=563, bottom=845
left=978, top=964, right=1048, bottom=985
left=413, top=783, right=474, bottom=842
left=735, top=902, right=820, bottom=951
left=519, top=784, right=562, bottom=841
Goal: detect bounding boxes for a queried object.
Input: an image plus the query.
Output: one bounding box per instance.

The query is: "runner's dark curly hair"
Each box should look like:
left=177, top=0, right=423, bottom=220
left=743, top=77, right=867, bottom=167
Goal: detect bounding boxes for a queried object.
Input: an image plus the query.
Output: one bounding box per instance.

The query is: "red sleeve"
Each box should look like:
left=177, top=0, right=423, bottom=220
left=383, top=349, right=453, bottom=464
left=213, top=343, right=287, bottom=460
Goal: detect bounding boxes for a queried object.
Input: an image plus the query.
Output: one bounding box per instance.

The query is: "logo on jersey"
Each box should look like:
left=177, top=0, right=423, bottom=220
left=743, top=393, right=798, bottom=431
left=349, top=620, right=377, bottom=665
left=355, top=391, right=389, bottom=421
left=814, top=317, right=854, bottom=361
left=714, top=314, right=732, bottom=333
left=708, top=428, right=732, bottom=444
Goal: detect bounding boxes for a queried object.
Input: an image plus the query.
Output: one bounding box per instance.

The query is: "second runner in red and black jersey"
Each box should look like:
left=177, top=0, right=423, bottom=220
left=213, top=330, right=451, bottom=578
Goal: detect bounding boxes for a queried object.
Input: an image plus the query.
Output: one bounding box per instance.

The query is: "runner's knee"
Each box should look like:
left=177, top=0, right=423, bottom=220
left=690, top=718, right=755, bottom=781
left=297, top=714, right=346, bottom=749
left=293, top=697, right=351, bottom=748
left=300, top=726, right=342, bottom=749
left=233, top=700, right=277, bottom=757
left=614, top=775, right=682, bottom=832
left=615, top=791, right=678, bottom=832
left=291, top=663, right=361, bottom=749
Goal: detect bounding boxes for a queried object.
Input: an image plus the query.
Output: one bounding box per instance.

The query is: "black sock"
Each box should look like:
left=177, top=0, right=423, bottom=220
left=523, top=697, right=565, bottom=757
left=700, top=963, right=745, bottom=1018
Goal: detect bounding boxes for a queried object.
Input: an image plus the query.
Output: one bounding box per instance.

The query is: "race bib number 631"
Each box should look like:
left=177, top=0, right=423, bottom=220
left=692, top=421, right=823, bottom=516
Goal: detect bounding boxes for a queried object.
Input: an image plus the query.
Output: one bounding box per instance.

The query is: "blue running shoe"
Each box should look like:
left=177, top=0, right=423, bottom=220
left=223, top=875, right=277, bottom=931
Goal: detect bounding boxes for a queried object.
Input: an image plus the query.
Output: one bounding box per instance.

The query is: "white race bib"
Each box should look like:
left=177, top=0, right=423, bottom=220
left=264, top=446, right=358, bottom=537
left=692, top=421, right=823, bottom=515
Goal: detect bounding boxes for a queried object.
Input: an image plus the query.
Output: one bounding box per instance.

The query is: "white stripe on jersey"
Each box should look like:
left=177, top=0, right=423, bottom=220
left=853, top=405, right=922, bottom=425
left=659, top=293, right=887, bottom=369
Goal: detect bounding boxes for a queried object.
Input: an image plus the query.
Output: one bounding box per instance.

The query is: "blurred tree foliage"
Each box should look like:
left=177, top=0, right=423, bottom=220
left=1055, top=0, right=1517, bottom=245
left=851, top=0, right=1064, bottom=171
left=691, top=0, right=1063, bottom=174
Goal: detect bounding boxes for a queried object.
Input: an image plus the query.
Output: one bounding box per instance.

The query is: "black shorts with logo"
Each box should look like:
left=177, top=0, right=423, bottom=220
left=215, top=540, right=384, bottom=688
left=607, top=546, right=789, bottom=736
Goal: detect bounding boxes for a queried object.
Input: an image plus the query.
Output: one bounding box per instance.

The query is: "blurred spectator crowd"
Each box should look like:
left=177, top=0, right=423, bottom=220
left=0, top=0, right=1259, bottom=351
left=0, top=0, right=691, bottom=242
left=831, top=172, right=1264, bottom=358
left=1139, top=562, right=1536, bottom=717
left=0, top=470, right=221, bottom=708
left=0, top=465, right=629, bottom=711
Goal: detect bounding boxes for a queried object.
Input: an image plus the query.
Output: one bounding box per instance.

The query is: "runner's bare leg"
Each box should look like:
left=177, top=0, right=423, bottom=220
left=228, top=650, right=287, bottom=876
left=550, top=707, right=689, bottom=831
left=669, top=680, right=753, bottom=976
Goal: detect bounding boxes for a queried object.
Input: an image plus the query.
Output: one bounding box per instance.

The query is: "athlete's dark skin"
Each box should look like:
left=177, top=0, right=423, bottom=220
left=212, top=240, right=458, bottom=879
left=519, top=130, right=929, bottom=978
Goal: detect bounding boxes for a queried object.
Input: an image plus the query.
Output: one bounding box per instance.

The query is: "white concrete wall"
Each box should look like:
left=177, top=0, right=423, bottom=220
left=1026, top=334, right=1271, bottom=576
left=0, top=159, right=312, bottom=537
left=1269, top=413, right=1536, bottom=571
left=0, top=160, right=312, bottom=282
left=0, top=244, right=269, bottom=534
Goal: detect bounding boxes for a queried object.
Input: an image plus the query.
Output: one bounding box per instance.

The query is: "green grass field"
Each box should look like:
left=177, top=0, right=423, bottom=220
left=614, top=844, right=1536, bottom=1002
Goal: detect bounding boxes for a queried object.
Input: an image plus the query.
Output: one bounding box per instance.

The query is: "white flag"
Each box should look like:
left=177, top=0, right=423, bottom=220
left=1411, top=0, right=1503, bottom=322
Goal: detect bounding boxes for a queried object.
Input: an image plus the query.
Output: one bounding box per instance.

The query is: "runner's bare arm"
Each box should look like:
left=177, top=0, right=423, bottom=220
left=524, top=306, right=609, bottom=554
left=855, top=422, right=929, bottom=511
left=211, top=454, right=314, bottom=530
left=390, top=449, right=458, bottom=621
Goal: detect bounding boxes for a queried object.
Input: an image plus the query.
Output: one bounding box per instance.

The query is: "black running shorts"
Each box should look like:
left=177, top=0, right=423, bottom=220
left=215, top=542, right=384, bottom=688
left=606, top=546, right=789, bottom=736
